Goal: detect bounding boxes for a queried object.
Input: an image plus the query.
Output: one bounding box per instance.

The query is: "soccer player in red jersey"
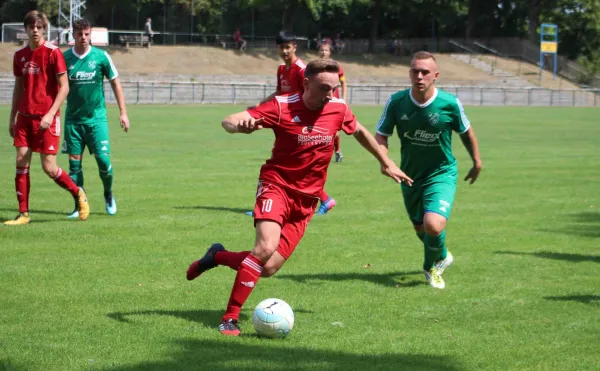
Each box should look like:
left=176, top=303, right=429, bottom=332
left=319, top=42, right=347, bottom=164
left=5, top=10, right=90, bottom=225
left=259, top=31, right=307, bottom=103
left=256, top=31, right=337, bottom=215
left=187, top=59, right=413, bottom=336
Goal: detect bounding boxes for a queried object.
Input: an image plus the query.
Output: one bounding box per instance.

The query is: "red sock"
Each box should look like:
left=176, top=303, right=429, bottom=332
left=215, top=250, right=250, bottom=271
left=53, top=168, right=79, bottom=197
left=223, top=254, right=263, bottom=321
left=334, top=135, right=340, bottom=152
left=319, top=189, right=329, bottom=203
left=15, top=167, right=30, bottom=213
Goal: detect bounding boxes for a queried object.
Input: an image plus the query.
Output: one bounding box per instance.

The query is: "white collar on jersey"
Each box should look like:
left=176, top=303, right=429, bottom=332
left=409, top=87, right=438, bottom=108
left=72, top=46, right=92, bottom=59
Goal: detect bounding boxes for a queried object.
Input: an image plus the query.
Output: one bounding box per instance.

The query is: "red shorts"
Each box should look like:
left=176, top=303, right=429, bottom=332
left=253, top=181, right=319, bottom=259
left=13, top=115, right=61, bottom=154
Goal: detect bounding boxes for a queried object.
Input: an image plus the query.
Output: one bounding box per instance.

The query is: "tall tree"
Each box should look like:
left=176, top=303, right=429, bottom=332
left=467, top=0, right=498, bottom=38
left=368, top=0, right=381, bottom=52
left=527, top=0, right=543, bottom=42
left=0, top=0, right=36, bottom=24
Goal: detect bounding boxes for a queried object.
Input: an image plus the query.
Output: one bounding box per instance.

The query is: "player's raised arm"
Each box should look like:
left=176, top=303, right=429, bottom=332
left=221, top=111, right=263, bottom=134
left=459, top=127, right=482, bottom=184
left=353, top=122, right=413, bottom=186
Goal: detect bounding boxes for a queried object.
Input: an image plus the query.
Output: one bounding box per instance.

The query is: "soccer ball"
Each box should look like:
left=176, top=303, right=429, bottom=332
left=252, top=298, right=295, bottom=338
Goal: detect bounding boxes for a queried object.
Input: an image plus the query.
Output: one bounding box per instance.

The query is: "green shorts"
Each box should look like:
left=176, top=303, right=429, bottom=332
left=62, top=121, right=110, bottom=156
left=401, top=171, right=457, bottom=225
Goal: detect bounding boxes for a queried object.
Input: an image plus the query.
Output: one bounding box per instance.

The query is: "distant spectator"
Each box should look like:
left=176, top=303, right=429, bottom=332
left=233, top=28, right=247, bottom=51
left=392, top=39, right=403, bottom=56
left=333, top=33, right=345, bottom=54
left=144, top=17, right=154, bottom=48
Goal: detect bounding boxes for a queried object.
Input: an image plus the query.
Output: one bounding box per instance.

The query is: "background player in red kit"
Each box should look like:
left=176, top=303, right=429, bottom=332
left=186, top=59, right=413, bottom=336
left=5, top=10, right=89, bottom=225
left=259, top=31, right=306, bottom=104
left=318, top=42, right=347, bottom=164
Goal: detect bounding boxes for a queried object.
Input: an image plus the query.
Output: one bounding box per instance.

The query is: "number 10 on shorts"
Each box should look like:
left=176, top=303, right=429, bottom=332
left=261, top=199, right=273, bottom=213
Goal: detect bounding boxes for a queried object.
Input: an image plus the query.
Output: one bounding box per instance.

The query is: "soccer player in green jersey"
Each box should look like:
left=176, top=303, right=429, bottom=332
left=62, top=19, right=130, bottom=217
left=375, top=51, right=482, bottom=289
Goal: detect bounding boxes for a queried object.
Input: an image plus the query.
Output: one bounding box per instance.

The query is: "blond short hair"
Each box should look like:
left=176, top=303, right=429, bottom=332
left=412, top=51, right=437, bottom=62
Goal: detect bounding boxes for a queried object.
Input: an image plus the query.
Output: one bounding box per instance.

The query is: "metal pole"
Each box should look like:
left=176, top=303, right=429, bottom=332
left=70, top=0, right=73, bottom=32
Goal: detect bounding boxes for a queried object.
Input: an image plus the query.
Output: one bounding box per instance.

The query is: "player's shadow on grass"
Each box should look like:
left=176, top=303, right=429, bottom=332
left=108, top=338, right=460, bottom=371
left=277, top=270, right=426, bottom=288
left=0, top=208, right=65, bottom=216
left=174, top=205, right=250, bottom=215
left=537, top=211, right=600, bottom=238
left=544, top=295, right=600, bottom=305
left=107, top=307, right=313, bottom=328
left=0, top=208, right=106, bottom=223
left=107, top=309, right=245, bottom=328
left=495, top=251, right=600, bottom=264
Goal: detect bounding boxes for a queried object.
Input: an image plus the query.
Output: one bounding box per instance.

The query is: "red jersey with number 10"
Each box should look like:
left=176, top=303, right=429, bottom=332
left=246, top=93, right=357, bottom=197
left=13, top=42, right=67, bottom=116
left=277, top=58, right=306, bottom=94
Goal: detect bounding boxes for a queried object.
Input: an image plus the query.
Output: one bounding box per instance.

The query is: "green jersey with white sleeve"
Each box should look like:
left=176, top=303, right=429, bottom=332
left=376, top=88, right=471, bottom=183
left=64, top=46, right=118, bottom=125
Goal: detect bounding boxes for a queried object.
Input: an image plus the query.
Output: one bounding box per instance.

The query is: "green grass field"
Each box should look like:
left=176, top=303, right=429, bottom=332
left=0, top=105, right=598, bottom=371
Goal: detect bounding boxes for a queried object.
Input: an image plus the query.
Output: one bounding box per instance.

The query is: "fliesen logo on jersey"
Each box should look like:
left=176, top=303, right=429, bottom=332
left=73, top=70, right=97, bottom=81
left=22, top=61, right=40, bottom=75
left=298, top=125, right=333, bottom=145
left=403, top=130, right=440, bottom=143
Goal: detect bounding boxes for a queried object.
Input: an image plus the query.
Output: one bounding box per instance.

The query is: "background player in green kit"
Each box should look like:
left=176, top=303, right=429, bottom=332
left=375, top=51, right=482, bottom=289
left=63, top=19, right=130, bottom=217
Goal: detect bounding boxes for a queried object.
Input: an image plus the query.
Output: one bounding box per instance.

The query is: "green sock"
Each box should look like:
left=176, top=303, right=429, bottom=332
left=423, top=230, right=446, bottom=271
left=68, top=159, right=84, bottom=188
left=95, top=154, right=113, bottom=194
left=416, top=231, right=425, bottom=242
